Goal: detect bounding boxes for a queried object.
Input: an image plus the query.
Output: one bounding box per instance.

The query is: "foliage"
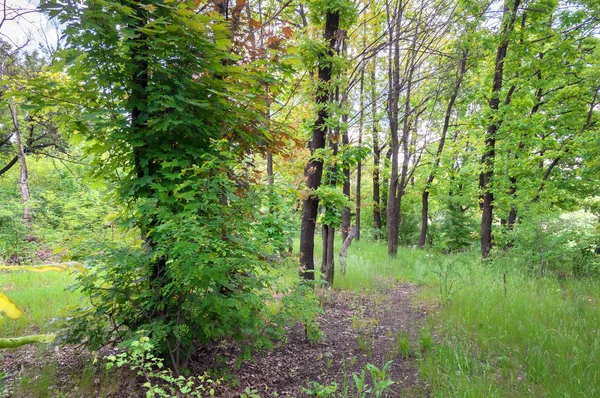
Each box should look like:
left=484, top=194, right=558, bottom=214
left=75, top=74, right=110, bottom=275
left=316, top=185, right=351, bottom=226
left=502, top=211, right=600, bottom=277
left=366, top=361, right=394, bottom=397
left=303, top=381, right=338, bottom=397
left=0, top=200, right=39, bottom=264
left=434, top=203, right=478, bottom=253
left=302, top=361, right=394, bottom=398
left=105, top=336, right=221, bottom=398
left=61, top=151, right=321, bottom=369
left=40, top=0, right=317, bottom=373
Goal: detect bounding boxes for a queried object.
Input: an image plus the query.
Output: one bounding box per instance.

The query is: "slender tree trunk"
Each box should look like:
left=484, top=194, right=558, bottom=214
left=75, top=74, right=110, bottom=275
left=355, top=68, right=365, bottom=241
left=323, top=120, right=340, bottom=285
left=300, top=11, right=340, bottom=280
left=325, top=224, right=335, bottom=284
left=266, top=88, right=274, bottom=186
left=342, top=112, right=351, bottom=243
left=480, top=0, right=521, bottom=259
left=418, top=50, right=468, bottom=247
left=382, top=148, right=392, bottom=229
left=386, top=1, right=401, bottom=257
left=371, top=67, right=382, bottom=236
left=8, top=104, right=31, bottom=226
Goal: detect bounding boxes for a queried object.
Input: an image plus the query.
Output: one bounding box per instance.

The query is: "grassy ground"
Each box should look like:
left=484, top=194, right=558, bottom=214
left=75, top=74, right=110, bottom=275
left=2, top=239, right=600, bottom=397
left=334, top=241, right=600, bottom=397
left=0, top=271, right=81, bottom=337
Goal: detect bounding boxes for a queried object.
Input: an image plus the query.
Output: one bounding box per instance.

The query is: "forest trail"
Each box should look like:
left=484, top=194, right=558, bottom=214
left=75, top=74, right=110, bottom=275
left=0, top=284, right=430, bottom=397
left=217, top=284, right=430, bottom=397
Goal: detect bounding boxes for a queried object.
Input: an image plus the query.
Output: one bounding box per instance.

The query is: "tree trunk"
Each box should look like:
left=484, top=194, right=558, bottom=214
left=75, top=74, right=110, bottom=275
left=342, top=111, right=351, bottom=243
left=480, top=0, right=521, bottom=259
left=371, top=66, right=382, bottom=236
left=395, top=29, right=418, bottom=251
left=340, top=225, right=357, bottom=276
left=355, top=67, right=365, bottom=242
left=299, top=11, right=340, bottom=280
left=324, top=225, right=335, bottom=286
left=386, top=1, right=401, bottom=257
left=8, top=104, right=31, bottom=226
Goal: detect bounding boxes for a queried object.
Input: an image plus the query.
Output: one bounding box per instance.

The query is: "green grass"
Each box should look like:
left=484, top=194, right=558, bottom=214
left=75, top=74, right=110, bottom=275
left=419, top=261, right=600, bottom=397
left=313, top=236, right=600, bottom=397
left=0, top=271, right=81, bottom=337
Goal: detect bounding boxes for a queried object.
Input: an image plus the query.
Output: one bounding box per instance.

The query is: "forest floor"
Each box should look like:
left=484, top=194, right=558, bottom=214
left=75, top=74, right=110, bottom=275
left=216, top=284, right=431, bottom=397
left=0, top=284, right=431, bottom=397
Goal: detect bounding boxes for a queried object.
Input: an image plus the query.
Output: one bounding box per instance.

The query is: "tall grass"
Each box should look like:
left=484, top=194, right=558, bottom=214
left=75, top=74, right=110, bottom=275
left=0, top=271, right=80, bottom=337
left=419, top=259, right=600, bottom=397
left=311, top=236, right=600, bottom=397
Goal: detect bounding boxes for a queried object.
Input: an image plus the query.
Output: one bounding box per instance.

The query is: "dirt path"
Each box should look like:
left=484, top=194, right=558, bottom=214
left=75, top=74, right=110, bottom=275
left=216, top=284, right=429, bottom=397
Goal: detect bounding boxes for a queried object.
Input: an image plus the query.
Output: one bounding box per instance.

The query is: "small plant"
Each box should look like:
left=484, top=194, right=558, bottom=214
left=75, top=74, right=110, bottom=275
left=395, top=331, right=412, bottom=358
left=366, top=361, right=394, bottom=397
left=303, top=381, right=338, bottom=397
left=105, top=336, right=221, bottom=397
left=418, top=332, right=434, bottom=355
left=240, top=387, right=261, bottom=398
left=352, top=369, right=371, bottom=398
left=341, top=356, right=357, bottom=397
left=357, top=333, right=374, bottom=358
left=432, top=259, right=462, bottom=305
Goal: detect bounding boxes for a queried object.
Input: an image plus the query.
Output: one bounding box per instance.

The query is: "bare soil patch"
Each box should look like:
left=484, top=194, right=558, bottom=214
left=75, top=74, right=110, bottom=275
left=211, top=284, right=429, bottom=397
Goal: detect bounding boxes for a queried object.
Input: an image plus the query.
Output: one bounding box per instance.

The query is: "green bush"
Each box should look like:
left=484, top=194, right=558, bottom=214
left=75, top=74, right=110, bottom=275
left=504, top=211, right=600, bottom=277
left=63, top=152, right=320, bottom=374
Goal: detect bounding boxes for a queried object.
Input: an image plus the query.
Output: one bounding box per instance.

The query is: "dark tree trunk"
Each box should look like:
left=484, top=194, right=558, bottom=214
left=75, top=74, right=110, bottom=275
left=382, top=148, right=392, bottom=229
left=299, top=11, right=340, bottom=280
left=371, top=67, right=382, bottom=236
left=418, top=50, right=468, bottom=247
left=394, top=29, right=418, bottom=251
left=480, top=0, right=521, bottom=259
left=324, top=224, right=335, bottom=284
left=386, top=9, right=401, bottom=257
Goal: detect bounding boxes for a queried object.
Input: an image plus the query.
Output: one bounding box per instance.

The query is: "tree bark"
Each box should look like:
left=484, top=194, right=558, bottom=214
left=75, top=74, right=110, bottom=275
left=480, top=0, right=521, bottom=259
left=299, top=11, right=340, bottom=280
left=8, top=104, right=31, bottom=226
left=342, top=112, right=351, bottom=243
left=386, top=0, right=401, bottom=257
left=355, top=67, right=364, bottom=242
left=371, top=66, right=382, bottom=236
left=340, top=225, right=357, bottom=276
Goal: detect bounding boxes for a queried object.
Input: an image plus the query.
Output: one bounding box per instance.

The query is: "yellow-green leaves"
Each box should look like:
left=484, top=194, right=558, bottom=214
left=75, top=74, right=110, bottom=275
left=0, top=293, right=24, bottom=319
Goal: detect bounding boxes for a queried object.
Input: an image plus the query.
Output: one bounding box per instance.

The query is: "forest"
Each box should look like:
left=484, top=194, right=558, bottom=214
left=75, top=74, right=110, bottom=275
left=0, top=0, right=599, bottom=396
